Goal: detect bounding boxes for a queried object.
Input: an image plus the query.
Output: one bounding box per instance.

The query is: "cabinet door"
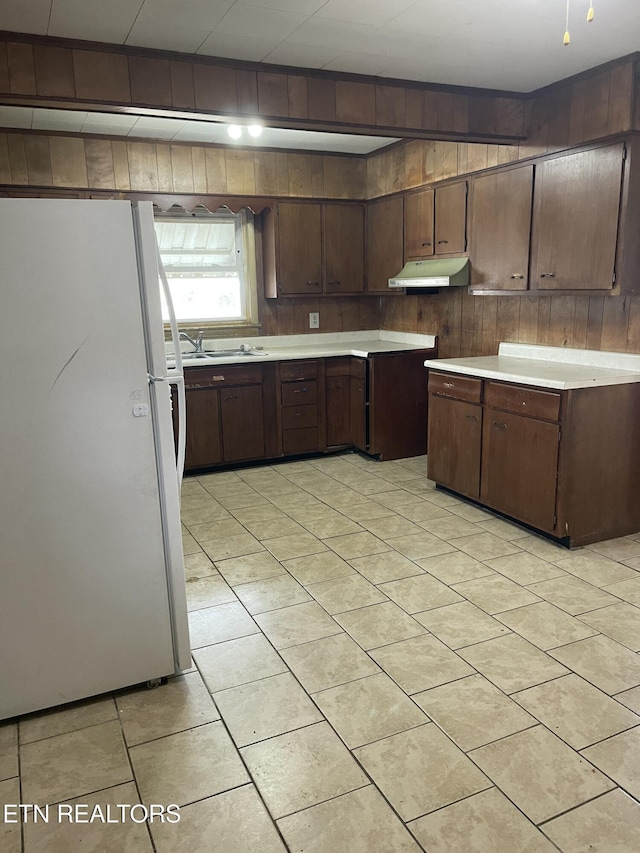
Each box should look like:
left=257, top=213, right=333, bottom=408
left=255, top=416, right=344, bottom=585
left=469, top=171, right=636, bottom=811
left=277, top=203, right=322, bottom=295
left=350, top=358, right=368, bottom=451
left=220, top=385, right=265, bottom=462
left=531, top=144, right=624, bottom=291
left=366, top=196, right=404, bottom=292
left=370, top=351, right=430, bottom=460
left=184, top=388, right=221, bottom=469
left=404, top=189, right=435, bottom=259
left=324, top=204, right=364, bottom=293
left=427, top=395, right=481, bottom=498
left=480, top=409, right=559, bottom=533
left=435, top=181, right=467, bottom=254
left=326, top=375, right=352, bottom=447
left=470, top=166, right=533, bottom=291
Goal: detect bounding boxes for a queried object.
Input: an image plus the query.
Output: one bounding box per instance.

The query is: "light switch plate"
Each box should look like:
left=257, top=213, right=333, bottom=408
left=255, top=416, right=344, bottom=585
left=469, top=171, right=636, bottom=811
left=309, top=312, right=320, bottom=329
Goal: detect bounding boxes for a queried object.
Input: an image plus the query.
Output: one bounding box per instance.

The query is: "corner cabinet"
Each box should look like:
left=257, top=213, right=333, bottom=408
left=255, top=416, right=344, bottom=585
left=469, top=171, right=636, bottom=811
left=265, top=201, right=364, bottom=296
left=366, top=196, right=404, bottom=293
left=427, top=370, right=640, bottom=547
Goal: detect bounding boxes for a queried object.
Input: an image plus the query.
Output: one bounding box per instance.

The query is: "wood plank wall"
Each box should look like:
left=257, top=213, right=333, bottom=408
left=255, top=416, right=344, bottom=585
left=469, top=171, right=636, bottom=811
left=0, top=35, right=525, bottom=142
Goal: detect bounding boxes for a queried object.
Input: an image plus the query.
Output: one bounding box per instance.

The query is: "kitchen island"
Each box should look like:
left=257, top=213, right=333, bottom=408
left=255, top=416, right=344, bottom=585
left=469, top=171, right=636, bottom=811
left=424, top=343, right=640, bottom=548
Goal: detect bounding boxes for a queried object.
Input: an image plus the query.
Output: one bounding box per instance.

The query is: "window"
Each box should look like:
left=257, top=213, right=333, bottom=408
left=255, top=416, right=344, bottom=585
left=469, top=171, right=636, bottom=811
left=155, top=208, right=258, bottom=329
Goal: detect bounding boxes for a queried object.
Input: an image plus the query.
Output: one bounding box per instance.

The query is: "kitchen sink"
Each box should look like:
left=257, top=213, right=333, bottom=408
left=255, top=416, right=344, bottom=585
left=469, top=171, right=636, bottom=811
left=174, top=349, right=269, bottom=360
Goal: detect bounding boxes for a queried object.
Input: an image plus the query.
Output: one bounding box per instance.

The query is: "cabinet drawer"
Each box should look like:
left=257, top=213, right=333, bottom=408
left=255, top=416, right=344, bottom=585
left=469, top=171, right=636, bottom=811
left=325, top=357, right=351, bottom=377
left=485, top=381, right=561, bottom=421
left=280, top=360, right=318, bottom=381
left=282, top=405, right=318, bottom=430
left=281, top=380, right=317, bottom=406
left=283, top=428, right=319, bottom=454
left=184, top=364, right=263, bottom=389
left=428, top=371, right=482, bottom=403
left=350, top=358, right=367, bottom=380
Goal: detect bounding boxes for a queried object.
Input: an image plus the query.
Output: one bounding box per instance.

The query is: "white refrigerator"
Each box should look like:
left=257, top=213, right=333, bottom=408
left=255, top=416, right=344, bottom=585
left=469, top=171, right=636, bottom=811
left=0, top=199, right=191, bottom=720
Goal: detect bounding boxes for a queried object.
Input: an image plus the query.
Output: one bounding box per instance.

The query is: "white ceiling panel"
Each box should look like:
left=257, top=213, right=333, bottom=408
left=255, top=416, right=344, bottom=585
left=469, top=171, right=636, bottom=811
left=235, top=0, right=327, bottom=14
left=315, top=0, right=417, bottom=29
left=262, top=42, right=340, bottom=69
left=0, top=106, right=34, bottom=128
left=32, top=108, right=87, bottom=130
left=125, top=21, right=211, bottom=53
left=197, top=32, right=280, bottom=62
left=321, top=50, right=388, bottom=77
left=48, top=0, right=143, bottom=44
left=213, top=4, right=306, bottom=40
left=134, top=0, right=233, bottom=30
left=0, top=0, right=50, bottom=35
left=283, top=17, right=386, bottom=54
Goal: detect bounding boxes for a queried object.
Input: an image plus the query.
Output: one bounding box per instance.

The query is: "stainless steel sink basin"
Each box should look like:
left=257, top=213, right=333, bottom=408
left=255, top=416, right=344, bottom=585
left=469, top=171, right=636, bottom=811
left=173, top=349, right=268, bottom=361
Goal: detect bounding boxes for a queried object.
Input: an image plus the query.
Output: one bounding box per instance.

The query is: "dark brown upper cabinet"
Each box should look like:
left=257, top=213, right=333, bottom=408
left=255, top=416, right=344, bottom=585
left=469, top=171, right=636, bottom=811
left=366, top=195, right=404, bottom=294
left=323, top=203, right=364, bottom=294
left=275, top=202, right=323, bottom=296
left=404, top=181, right=467, bottom=261
left=404, top=189, right=434, bottom=259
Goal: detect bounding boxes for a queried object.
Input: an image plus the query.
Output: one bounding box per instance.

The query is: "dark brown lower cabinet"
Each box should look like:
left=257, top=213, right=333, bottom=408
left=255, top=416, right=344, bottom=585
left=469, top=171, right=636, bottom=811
left=325, top=358, right=353, bottom=448
left=184, top=387, right=222, bottom=469
left=427, top=370, right=640, bottom=547
left=220, top=385, right=265, bottom=462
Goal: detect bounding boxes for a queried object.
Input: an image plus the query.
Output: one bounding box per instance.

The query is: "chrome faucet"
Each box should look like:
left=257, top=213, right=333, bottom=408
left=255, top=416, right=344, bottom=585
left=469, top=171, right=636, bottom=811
left=179, top=330, right=205, bottom=353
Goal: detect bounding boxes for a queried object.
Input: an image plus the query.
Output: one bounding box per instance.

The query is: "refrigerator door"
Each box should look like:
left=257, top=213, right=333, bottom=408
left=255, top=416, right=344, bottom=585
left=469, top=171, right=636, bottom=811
left=0, top=199, right=189, bottom=719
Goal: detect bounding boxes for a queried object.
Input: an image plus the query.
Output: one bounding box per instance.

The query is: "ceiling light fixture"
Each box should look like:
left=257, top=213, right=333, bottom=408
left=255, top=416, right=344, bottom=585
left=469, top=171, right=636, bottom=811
left=227, top=124, right=242, bottom=139
left=248, top=124, right=263, bottom=138
left=563, top=0, right=595, bottom=46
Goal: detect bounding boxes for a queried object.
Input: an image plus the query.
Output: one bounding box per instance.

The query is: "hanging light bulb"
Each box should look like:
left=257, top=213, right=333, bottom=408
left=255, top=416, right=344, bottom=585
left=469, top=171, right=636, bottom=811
left=247, top=124, right=263, bottom=138
left=228, top=125, right=242, bottom=139
left=587, top=1, right=594, bottom=23
left=563, top=0, right=571, bottom=45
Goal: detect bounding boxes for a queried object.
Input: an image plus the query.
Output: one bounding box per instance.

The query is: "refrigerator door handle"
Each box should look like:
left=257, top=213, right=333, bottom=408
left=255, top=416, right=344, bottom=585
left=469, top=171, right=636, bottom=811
left=156, top=245, right=187, bottom=496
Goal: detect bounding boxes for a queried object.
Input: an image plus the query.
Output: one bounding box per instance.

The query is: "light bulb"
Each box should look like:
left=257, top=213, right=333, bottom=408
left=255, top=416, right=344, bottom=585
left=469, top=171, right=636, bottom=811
left=228, top=125, right=242, bottom=139
left=248, top=124, right=263, bottom=138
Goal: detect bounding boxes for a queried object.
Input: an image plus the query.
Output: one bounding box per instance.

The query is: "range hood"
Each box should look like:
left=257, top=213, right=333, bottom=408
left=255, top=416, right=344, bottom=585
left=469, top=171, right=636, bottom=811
left=388, top=258, right=469, bottom=289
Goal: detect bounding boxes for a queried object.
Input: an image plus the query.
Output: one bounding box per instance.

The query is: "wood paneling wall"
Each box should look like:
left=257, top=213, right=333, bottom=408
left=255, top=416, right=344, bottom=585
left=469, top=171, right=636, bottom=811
left=0, top=131, right=366, bottom=198
left=0, top=34, right=526, bottom=142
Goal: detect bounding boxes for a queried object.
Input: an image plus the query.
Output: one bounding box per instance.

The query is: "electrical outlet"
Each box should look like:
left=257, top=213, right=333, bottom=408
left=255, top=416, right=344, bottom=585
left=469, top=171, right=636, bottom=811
left=309, top=312, right=320, bottom=329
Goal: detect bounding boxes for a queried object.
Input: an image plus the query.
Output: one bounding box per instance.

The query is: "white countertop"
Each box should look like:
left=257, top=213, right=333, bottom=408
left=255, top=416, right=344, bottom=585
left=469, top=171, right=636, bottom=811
left=423, top=343, right=640, bottom=390
left=167, top=330, right=437, bottom=367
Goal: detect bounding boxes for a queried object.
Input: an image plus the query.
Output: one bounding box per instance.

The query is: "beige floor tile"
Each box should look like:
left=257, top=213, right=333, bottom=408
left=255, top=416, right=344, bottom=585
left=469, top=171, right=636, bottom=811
left=422, top=490, right=465, bottom=508
left=254, top=601, right=342, bottom=649
left=188, top=601, right=258, bottom=649
left=285, top=503, right=351, bottom=523
left=242, top=517, right=307, bottom=540
left=372, top=490, right=427, bottom=509
left=448, top=503, right=497, bottom=522
left=278, top=785, right=422, bottom=853
left=378, top=573, right=463, bottom=613
left=151, top=785, right=287, bottom=853
left=581, top=726, right=640, bottom=799
left=325, top=531, right=391, bottom=559
left=214, top=672, right=322, bottom=747
left=233, top=574, right=311, bottom=615
left=354, top=723, right=491, bottom=821
left=587, top=536, right=640, bottom=562
left=241, top=722, right=367, bottom=819
left=215, top=551, right=286, bottom=586
left=130, top=721, right=248, bottom=807
left=470, top=725, right=614, bottom=824
left=459, top=634, right=569, bottom=693
left=181, top=529, right=201, bottom=556
left=526, top=575, right=620, bottom=615
left=0, top=723, right=18, bottom=781
left=116, top=672, right=219, bottom=746
left=181, top=503, right=232, bottom=526
left=417, top=551, right=495, bottom=584
left=384, top=532, right=456, bottom=560
left=395, top=502, right=452, bottom=523
left=0, top=778, right=21, bottom=853
left=262, top=532, right=328, bottom=561
left=553, top=552, right=639, bottom=587
left=299, top=516, right=365, bottom=538
left=20, top=720, right=132, bottom=805
left=194, top=634, right=287, bottom=693
left=615, top=686, right=640, bottom=714
left=314, top=672, right=426, bottom=748
left=183, top=551, right=217, bottom=581
left=359, top=515, right=425, bottom=540
left=517, top=533, right=572, bottom=561
left=217, top=493, right=271, bottom=510
left=475, top=517, right=530, bottom=541
left=371, top=635, right=474, bottom=694
left=306, top=573, right=387, bottom=614
left=578, top=603, right=640, bottom=651
left=514, top=674, right=640, bottom=750
left=187, top=518, right=246, bottom=544
left=603, top=576, right=640, bottom=605
left=485, top=552, right=566, bottom=585
left=338, top=501, right=397, bottom=522
left=409, top=787, right=557, bottom=853
left=415, top=601, right=511, bottom=649
left=336, top=601, right=427, bottom=650
left=349, top=551, right=425, bottom=584
left=550, top=634, right=640, bottom=694
left=542, top=788, right=640, bottom=853
left=231, top=504, right=289, bottom=523
left=283, top=551, right=355, bottom=585
left=280, top=633, right=380, bottom=693
left=18, top=695, right=117, bottom=746
left=449, top=532, right=523, bottom=561
left=453, top=574, right=542, bottom=614
left=201, top=533, right=265, bottom=562
left=415, top=675, right=536, bottom=751
left=185, top=574, right=236, bottom=610
left=624, top=555, right=640, bottom=569
left=418, top=515, right=480, bottom=540
left=22, top=782, right=154, bottom=853
left=496, top=601, right=598, bottom=650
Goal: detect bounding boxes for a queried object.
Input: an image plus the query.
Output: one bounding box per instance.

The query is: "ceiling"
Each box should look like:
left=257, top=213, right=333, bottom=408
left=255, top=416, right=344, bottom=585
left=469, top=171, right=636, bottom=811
left=0, top=0, right=638, bottom=93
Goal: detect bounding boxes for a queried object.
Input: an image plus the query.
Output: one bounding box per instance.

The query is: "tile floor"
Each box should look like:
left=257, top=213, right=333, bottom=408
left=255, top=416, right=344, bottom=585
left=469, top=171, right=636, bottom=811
left=3, top=451, right=640, bottom=851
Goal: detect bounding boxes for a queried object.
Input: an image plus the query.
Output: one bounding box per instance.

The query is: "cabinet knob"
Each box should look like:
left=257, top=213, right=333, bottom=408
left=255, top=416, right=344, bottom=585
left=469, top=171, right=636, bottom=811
left=510, top=274, right=524, bottom=279
left=540, top=273, right=556, bottom=279
left=492, top=421, right=508, bottom=430
left=212, top=375, right=225, bottom=381
left=306, top=281, right=319, bottom=286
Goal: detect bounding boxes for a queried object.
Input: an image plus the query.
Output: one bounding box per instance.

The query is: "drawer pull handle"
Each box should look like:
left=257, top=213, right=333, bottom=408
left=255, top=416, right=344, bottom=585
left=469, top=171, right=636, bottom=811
left=327, top=280, right=341, bottom=286
left=212, top=375, right=225, bottom=381
left=510, top=274, right=524, bottom=279
left=224, top=395, right=238, bottom=401
left=443, top=382, right=454, bottom=388
left=421, top=241, right=432, bottom=246
left=293, top=388, right=308, bottom=394
left=437, top=240, right=449, bottom=245
left=306, top=281, right=319, bottom=286
left=465, top=414, right=479, bottom=422
left=492, top=422, right=508, bottom=430
left=540, top=273, right=556, bottom=279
